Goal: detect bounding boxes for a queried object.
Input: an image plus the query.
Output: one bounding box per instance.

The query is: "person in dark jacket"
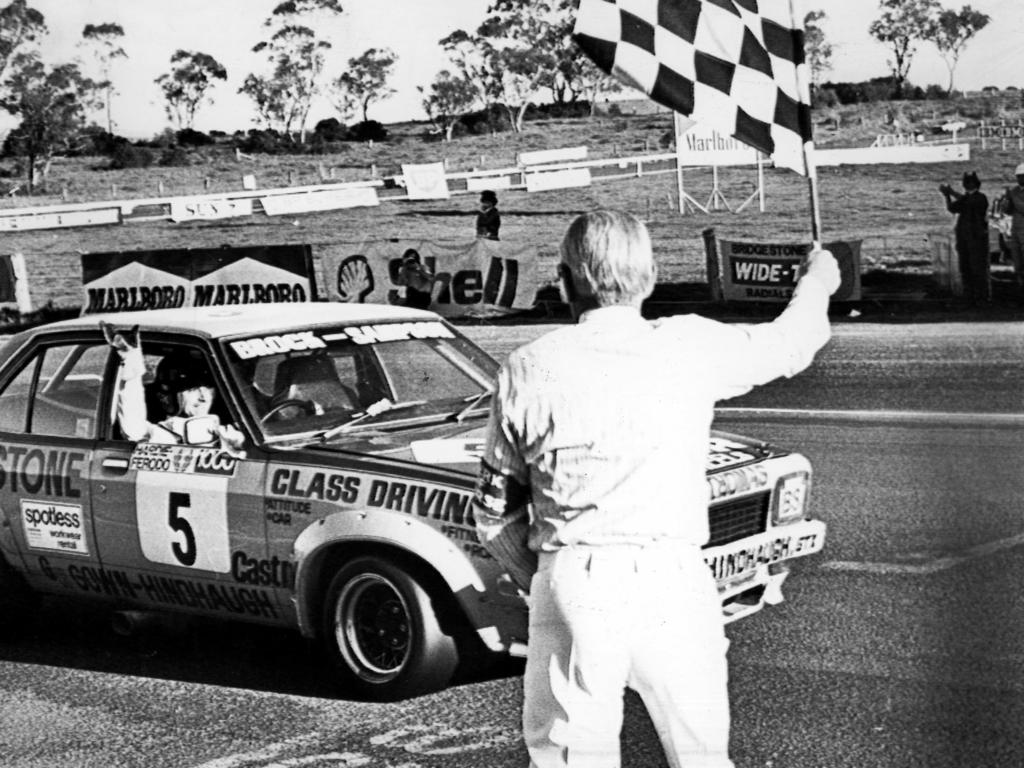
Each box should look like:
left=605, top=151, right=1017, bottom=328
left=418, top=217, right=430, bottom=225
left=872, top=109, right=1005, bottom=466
left=940, top=171, right=990, bottom=303
left=475, top=190, right=501, bottom=240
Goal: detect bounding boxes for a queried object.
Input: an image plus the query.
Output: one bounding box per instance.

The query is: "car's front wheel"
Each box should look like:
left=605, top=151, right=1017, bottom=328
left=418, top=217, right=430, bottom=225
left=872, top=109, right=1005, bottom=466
left=322, top=558, right=458, bottom=700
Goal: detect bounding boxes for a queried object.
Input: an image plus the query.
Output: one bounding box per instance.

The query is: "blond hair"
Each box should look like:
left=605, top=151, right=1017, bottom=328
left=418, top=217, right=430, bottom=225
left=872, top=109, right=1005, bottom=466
left=559, top=210, right=656, bottom=306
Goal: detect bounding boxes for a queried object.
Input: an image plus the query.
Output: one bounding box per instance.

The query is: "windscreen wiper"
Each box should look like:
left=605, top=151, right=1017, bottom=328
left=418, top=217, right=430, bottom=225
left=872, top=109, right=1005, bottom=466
left=319, top=399, right=426, bottom=441
left=450, top=389, right=493, bottom=423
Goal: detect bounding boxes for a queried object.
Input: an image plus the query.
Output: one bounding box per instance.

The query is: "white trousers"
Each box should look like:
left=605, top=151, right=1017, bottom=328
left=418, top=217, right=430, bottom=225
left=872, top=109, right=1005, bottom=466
left=524, top=544, right=734, bottom=768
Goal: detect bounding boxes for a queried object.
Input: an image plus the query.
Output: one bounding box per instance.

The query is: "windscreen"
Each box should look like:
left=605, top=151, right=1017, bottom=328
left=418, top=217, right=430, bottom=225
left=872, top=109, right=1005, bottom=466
left=221, top=319, right=499, bottom=442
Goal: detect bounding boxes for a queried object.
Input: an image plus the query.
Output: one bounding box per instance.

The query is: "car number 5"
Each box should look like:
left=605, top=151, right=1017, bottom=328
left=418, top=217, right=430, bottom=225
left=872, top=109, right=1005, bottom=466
left=136, top=473, right=230, bottom=573
left=169, top=492, right=197, bottom=566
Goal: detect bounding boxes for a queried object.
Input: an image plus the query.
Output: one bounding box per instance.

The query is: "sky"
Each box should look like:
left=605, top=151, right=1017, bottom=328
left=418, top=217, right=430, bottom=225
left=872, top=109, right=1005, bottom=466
left=21, top=0, right=1024, bottom=139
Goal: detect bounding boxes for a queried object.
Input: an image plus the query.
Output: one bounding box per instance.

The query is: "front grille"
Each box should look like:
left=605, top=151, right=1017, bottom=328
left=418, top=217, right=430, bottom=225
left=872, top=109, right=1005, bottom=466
left=707, top=492, right=770, bottom=547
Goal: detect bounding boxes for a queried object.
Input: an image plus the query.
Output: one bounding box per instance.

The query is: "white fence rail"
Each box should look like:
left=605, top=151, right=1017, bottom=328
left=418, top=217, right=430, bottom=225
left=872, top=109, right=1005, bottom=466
left=0, top=135, right=983, bottom=232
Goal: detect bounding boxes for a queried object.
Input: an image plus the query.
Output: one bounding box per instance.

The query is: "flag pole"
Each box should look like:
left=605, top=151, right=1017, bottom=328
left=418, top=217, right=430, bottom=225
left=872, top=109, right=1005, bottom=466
left=805, top=149, right=823, bottom=248
left=789, top=0, right=823, bottom=250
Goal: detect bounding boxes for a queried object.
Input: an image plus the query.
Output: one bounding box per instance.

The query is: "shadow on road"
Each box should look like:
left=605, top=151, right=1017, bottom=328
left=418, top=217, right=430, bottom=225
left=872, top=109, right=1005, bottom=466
left=0, top=595, right=522, bottom=701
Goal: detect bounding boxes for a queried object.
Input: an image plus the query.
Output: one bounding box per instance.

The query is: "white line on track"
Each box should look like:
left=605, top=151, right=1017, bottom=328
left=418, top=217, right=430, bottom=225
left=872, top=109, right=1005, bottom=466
left=715, top=408, right=1024, bottom=428
left=821, top=532, right=1024, bottom=575
left=191, top=735, right=321, bottom=768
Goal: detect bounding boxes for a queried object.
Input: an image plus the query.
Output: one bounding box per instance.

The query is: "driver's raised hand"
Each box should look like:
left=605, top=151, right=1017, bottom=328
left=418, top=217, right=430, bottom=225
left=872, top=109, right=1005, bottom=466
left=100, top=321, right=145, bottom=379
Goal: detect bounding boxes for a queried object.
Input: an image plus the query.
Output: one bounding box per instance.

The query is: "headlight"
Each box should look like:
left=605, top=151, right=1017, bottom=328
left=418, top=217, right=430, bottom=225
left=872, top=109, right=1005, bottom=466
left=772, top=471, right=810, bottom=523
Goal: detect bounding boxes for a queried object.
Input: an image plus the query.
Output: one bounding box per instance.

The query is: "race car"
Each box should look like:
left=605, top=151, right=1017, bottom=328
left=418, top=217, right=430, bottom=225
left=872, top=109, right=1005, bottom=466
left=0, top=302, right=825, bottom=700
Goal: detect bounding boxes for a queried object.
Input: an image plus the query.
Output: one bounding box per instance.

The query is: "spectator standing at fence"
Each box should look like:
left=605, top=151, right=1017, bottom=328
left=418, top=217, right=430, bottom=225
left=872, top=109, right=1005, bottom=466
left=476, top=190, right=501, bottom=240
left=472, top=210, right=840, bottom=768
left=999, top=162, right=1024, bottom=290
left=940, top=171, right=990, bottom=303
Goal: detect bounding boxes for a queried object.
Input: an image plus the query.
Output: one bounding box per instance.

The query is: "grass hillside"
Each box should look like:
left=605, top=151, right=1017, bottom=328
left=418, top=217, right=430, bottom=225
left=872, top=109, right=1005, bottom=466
left=3, top=94, right=1024, bottom=312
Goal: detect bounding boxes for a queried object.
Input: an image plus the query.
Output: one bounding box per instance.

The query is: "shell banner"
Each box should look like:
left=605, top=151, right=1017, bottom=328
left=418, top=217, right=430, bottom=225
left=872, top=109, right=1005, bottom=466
left=321, top=239, right=545, bottom=318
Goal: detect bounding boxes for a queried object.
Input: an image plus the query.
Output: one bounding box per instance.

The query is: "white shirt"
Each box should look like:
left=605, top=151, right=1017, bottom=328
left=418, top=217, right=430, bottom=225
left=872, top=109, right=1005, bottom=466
left=473, top=275, right=832, bottom=589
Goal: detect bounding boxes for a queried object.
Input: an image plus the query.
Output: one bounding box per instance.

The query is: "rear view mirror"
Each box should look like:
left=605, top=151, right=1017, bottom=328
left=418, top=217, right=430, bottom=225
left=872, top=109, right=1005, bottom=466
left=182, top=415, right=218, bottom=446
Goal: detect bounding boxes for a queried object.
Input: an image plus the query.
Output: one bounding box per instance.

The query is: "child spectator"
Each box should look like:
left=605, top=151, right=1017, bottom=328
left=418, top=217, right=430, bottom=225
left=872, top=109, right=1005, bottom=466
left=476, top=190, right=501, bottom=240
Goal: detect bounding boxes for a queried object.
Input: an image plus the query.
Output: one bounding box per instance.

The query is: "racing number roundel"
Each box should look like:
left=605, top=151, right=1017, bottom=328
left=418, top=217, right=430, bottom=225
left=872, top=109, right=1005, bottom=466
left=136, top=472, right=231, bottom=572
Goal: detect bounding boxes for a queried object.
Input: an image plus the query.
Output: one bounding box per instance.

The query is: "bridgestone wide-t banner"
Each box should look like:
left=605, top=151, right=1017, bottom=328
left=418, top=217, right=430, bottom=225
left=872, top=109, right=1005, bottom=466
left=703, top=231, right=863, bottom=303
left=80, top=245, right=316, bottom=314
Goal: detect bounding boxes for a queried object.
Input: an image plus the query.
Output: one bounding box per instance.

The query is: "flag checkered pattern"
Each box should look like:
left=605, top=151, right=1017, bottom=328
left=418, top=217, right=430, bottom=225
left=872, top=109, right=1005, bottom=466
left=574, top=0, right=813, bottom=174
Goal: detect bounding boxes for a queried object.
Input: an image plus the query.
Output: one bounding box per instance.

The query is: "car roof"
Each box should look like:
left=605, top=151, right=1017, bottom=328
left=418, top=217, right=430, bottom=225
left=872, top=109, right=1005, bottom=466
left=30, top=302, right=439, bottom=341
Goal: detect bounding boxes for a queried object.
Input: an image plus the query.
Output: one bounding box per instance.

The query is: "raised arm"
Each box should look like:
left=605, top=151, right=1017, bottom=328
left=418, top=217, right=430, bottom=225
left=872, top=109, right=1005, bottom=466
left=704, top=248, right=840, bottom=400
left=101, top=322, right=151, bottom=441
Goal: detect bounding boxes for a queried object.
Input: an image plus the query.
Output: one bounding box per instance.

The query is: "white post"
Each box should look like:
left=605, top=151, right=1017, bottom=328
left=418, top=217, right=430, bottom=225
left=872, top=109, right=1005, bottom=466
left=11, top=253, right=31, bottom=314
left=674, top=113, right=684, bottom=213
left=673, top=112, right=708, bottom=215
left=758, top=156, right=765, bottom=213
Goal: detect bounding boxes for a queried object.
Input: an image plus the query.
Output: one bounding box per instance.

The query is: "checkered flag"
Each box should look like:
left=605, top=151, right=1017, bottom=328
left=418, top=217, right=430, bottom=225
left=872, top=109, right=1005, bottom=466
left=574, top=0, right=813, bottom=174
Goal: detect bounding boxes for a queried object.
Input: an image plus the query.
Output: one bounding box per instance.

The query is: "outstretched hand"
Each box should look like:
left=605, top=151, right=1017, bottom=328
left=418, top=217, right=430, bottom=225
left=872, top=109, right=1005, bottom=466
left=800, top=248, right=841, bottom=296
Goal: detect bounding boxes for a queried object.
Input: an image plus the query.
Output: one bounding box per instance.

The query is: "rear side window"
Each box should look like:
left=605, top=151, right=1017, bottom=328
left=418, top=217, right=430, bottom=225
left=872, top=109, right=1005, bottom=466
left=0, top=359, right=34, bottom=432
left=0, top=342, right=110, bottom=438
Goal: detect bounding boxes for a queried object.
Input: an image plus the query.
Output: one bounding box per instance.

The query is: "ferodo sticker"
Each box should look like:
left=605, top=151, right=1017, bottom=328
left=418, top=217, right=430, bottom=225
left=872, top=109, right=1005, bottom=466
left=21, top=500, right=88, bottom=555
left=129, top=443, right=238, bottom=476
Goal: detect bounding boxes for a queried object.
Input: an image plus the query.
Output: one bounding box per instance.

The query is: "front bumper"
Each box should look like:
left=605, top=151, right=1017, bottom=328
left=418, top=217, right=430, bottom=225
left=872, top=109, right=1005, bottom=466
left=704, top=518, right=826, bottom=623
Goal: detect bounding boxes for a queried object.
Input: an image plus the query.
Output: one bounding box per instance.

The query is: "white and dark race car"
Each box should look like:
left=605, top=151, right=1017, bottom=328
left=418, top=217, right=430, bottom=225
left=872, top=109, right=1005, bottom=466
left=0, top=302, right=824, bottom=700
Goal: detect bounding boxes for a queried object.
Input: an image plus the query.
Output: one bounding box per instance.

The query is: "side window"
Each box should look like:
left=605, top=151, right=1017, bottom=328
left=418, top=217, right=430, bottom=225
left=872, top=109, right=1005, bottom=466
left=31, top=344, right=109, bottom=438
left=0, top=355, right=38, bottom=432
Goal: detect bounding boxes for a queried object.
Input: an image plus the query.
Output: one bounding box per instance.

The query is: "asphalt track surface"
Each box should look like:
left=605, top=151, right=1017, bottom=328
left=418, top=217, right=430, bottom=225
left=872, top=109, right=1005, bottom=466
left=1, top=321, right=1023, bottom=768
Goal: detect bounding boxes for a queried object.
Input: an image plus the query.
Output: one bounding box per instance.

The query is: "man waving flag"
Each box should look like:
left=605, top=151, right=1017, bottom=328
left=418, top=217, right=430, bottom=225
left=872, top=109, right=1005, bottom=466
left=573, top=0, right=814, bottom=176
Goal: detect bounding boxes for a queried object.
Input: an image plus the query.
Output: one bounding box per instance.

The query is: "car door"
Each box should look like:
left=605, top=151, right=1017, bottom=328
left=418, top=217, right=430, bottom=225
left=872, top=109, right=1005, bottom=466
left=89, top=336, right=277, bottom=625
left=0, top=336, right=107, bottom=597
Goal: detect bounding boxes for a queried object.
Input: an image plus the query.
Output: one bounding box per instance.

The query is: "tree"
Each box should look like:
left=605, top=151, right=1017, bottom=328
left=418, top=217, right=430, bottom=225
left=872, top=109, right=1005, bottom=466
left=868, top=0, right=940, bottom=97
left=933, top=6, right=990, bottom=94
left=419, top=70, right=477, bottom=141
left=439, top=28, right=503, bottom=107
left=328, top=47, right=396, bottom=123
left=0, top=0, right=45, bottom=85
left=239, top=73, right=290, bottom=131
left=155, top=50, right=227, bottom=129
left=0, top=53, right=98, bottom=191
left=79, top=22, right=125, bottom=133
left=803, top=10, right=833, bottom=89
left=572, top=56, right=622, bottom=116
left=247, top=0, right=344, bottom=142
left=440, top=0, right=569, bottom=133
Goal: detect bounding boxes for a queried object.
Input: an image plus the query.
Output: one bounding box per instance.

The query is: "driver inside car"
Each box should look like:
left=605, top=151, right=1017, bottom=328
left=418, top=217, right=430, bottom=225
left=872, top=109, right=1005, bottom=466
left=102, top=322, right=246, bottom=455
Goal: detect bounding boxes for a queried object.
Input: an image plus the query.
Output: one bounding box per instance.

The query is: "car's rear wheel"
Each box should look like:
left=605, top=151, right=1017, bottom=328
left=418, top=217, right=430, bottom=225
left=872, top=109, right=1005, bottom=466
left=322, top=557, right=458, bottom=700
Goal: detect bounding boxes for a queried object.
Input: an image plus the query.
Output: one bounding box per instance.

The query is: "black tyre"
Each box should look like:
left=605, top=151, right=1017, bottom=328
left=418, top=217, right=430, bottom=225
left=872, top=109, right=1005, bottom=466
left=321, top=557, right=458, bottom=700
